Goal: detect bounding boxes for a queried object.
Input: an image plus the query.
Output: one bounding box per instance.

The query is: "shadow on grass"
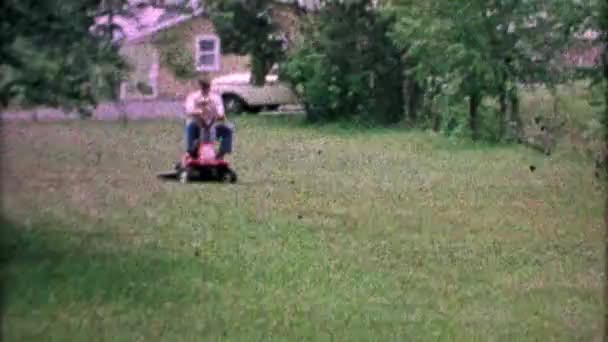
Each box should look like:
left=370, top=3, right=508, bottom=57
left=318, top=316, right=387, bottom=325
left=156, top=172, right=233, bottom=183
left=0, top=215, right=231, bottom=340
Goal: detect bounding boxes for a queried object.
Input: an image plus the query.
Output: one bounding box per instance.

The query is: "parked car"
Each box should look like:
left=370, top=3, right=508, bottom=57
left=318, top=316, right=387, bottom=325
left=211, top=68, right=299, bottom=114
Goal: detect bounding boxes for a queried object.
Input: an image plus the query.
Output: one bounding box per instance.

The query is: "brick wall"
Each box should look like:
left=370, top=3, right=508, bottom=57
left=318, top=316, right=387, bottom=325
left=147, top=16, right=253, bottom=99
left=156, top=53, right=251, bottom=100
left=136, top=6, right=302, bottom=100
left=562, top=44, right=604, bottom=69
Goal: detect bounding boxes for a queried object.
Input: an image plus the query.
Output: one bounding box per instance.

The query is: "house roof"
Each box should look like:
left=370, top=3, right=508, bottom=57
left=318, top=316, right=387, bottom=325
left=92, top=2, right=205, bottom=45
left=563, top=44, right=605, bottom=68
left=92, top=0, right=321, bottom=45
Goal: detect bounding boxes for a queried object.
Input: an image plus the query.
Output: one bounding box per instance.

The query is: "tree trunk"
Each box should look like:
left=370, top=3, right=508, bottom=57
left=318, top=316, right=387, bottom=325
left=407, top=79, right=422, bottom=124
left=598, top=5, right=608, bottom=337
left=509, top=89, right=523, bottom=142
left=604, top=48, right=608, bottom=151
left=433, top=111, right=441, bottom=132
left=106, top=4, right=128, bottom=126
left=602, top=34, right=608, bottom=167
left=418, top=82, right=426, bottom=122
left=469, top=92, right=481, bottom=141
left=498, top=87, right=507, bottom=140
left=407, top=80, right=417, bottom=123
left=426, top=78, right=441, bottom=132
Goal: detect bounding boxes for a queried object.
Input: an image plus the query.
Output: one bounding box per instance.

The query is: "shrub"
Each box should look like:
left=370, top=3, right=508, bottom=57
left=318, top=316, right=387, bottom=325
left=154, top=29, right=197, bottom=80
left=281, top=0, right=404, bottom=125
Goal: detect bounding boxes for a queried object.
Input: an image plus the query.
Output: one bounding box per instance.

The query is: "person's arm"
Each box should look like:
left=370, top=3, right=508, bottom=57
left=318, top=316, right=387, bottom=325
left=213, top=93, right=225, bottom=120
left=184, top=92, right=197, bottom=116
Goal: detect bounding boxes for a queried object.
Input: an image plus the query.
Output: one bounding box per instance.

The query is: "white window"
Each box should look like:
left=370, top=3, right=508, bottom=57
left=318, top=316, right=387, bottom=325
left=298, top=0, right=321, bottom=11
left=195, top=34, right=220, bottom=71
left=161, top=0, right=198, bottom=8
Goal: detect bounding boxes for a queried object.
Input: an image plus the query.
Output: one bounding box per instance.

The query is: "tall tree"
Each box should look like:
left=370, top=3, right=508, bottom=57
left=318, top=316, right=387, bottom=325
left=601, top=1, right=608, bottom=161
left=387, top=0, right=590, bottom=141
left=598, top=1, right=608, bottom=335
left=0, top=0, right=128, bottom=114
left=206, top=0, right=287, bottom=86
left=281, top=0, right=404, bottom=124
left=599, top=1, right=608, bottom=154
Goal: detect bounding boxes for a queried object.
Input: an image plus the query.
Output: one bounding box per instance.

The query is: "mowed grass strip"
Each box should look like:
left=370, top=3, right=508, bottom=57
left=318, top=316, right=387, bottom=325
left=1, top=116, right=603, bottom=341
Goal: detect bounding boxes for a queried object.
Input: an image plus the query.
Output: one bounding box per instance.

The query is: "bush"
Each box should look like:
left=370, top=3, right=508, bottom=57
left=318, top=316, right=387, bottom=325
left=281, top=1, right=404, bottom=125
left=154, top=29, right=197, bottom=80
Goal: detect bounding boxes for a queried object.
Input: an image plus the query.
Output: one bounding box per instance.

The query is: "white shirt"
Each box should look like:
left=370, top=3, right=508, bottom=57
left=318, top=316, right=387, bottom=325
left=184, top=90, right=225, bottom=124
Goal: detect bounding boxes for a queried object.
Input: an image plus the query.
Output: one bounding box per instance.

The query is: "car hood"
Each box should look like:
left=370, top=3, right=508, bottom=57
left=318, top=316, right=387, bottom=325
left=212, top=73, right=251, bottom=85
left=212, top=73, right=279, bottom=86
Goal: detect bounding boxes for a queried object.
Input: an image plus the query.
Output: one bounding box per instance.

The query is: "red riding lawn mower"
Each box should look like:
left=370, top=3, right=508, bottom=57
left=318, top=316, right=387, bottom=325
left=157, top=139, right=238, bottom=184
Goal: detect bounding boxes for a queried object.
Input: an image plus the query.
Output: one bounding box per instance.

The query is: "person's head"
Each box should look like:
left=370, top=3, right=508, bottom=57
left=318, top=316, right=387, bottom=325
left=198, top=79, right=211, bottom=95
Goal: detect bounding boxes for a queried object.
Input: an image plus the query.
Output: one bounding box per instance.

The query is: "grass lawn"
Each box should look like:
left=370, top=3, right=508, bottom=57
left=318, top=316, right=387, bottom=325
left=0, top=115, right=604, bottom=341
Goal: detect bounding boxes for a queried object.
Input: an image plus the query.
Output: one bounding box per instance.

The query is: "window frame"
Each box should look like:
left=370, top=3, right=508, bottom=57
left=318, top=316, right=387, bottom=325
left=194, top=34, right=220, bottom=72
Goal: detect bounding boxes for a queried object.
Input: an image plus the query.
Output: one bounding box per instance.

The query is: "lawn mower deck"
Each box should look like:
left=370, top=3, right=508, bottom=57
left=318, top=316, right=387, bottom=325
left=157, top=143, right=238, bottom=184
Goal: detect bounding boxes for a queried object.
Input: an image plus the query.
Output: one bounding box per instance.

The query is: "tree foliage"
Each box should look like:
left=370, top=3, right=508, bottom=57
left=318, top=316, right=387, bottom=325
left=0, top=0, right=129, bottom=114
left=281, top=0, right=404, bottom=125
left=153, top=27, right=198, bottom=80
left=386, top=0, right=593, bottom=141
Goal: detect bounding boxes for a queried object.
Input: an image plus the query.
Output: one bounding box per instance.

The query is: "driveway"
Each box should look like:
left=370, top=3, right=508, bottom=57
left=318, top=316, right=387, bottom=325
left=1, top=100, right=185, bottom=121
left=1, top=100, right=304, bottom=121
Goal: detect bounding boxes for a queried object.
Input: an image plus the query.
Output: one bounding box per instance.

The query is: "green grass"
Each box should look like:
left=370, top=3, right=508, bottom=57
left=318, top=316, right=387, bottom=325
left=520, top=81, right=596, bottom=123
left=519, top=81, right=601, bottom=146
left=1, top=116, right=604, bottom=341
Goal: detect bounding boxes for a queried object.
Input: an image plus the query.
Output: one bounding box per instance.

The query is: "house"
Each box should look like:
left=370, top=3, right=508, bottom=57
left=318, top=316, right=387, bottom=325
left=562, top=29, right=604, bottom=69
left=92, top=0, right=312, bottom=100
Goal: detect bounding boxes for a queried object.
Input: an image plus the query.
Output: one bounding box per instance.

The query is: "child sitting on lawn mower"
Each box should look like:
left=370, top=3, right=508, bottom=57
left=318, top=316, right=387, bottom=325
left=184, top=79, right=234, bottom=160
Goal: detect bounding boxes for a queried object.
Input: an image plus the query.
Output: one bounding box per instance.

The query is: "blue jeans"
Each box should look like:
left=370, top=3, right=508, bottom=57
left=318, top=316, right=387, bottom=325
left=185, top=120, right=234, bottom=156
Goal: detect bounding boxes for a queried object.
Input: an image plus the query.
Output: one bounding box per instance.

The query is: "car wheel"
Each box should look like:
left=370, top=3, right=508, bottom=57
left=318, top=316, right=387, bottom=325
left=246, top=106, right=264, bottom=115
left=266, top=105, right=280, bottom=112
left=223, top=95, right=246, bottom=115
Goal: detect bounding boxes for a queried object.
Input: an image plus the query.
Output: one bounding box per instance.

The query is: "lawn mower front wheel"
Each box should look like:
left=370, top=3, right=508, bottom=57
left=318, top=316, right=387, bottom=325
left=221, top=168, right=238, bottom=183
left=179, top=168, right=193, bottom=184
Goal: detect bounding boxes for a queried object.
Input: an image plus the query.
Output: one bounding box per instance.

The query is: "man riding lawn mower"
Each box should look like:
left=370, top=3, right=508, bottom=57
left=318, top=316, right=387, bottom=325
left=184, top=79, right=234, bottom=159
left=157, top=79, right=238, bottom=183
